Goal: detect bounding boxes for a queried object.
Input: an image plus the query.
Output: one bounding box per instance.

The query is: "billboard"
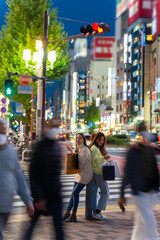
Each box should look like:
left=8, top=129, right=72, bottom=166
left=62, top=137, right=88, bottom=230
left=152, top=0, right=160, bottom=39
left=74, top=38, right=87, bottom=60
left=128, top=0, right=155, bottom=26
left=91, top=37, right=115, bottom=60
left=116, top=0, right=128, bottom=18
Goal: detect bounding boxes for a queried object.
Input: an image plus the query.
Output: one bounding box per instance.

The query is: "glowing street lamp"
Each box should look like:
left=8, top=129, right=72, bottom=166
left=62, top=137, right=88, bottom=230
left=48, top=50, right=56, bottom=69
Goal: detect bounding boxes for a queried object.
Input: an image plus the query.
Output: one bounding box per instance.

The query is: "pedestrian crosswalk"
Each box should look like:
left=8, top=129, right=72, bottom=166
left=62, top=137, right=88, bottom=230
left=12, top=171, right=132, bottom=212
left=60, top=173, right=132, bottom=206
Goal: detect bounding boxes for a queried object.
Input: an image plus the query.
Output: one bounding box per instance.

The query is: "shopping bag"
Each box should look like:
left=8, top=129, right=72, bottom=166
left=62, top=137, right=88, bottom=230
left=108, top=161, right=120, bottom=178
left=74, top=154, right=79, bottom=170
left=65, top=153, right=80, bottom=175
left=101, top=165, right=115, bottom=180
left=101, top=161, right=121, bottom=180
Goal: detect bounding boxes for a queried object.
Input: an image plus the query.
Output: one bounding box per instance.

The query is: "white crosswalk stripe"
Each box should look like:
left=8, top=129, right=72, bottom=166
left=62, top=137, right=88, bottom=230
left=12, top=171, right=132, bottom=209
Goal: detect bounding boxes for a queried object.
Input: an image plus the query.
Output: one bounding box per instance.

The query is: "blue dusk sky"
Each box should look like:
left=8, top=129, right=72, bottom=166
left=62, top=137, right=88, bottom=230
left=0, top=0, right=116, bottom=37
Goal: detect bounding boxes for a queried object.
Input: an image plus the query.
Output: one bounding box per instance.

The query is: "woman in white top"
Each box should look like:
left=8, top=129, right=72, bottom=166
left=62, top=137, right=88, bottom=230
left=63, top=133, right=93, bottom=222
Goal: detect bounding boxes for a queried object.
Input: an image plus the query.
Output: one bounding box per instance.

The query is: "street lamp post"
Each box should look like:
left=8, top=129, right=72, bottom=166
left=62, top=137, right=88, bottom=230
left=23, top=39, right=56, bottom=138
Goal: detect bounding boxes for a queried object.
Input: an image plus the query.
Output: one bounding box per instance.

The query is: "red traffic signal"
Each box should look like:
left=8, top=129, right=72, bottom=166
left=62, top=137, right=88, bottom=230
left=92, top=22, right=110, bottom=34
left=80, top=22, right=110, bottom=37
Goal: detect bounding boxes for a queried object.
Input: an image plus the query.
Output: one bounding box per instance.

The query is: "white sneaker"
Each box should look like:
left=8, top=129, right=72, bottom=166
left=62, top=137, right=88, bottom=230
left=92, top=213, right=107, bottom=221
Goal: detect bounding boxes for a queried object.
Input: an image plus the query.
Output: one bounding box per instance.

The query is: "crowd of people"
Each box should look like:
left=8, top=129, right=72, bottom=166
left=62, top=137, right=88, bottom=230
left=0, top=118, right=160, bottom=240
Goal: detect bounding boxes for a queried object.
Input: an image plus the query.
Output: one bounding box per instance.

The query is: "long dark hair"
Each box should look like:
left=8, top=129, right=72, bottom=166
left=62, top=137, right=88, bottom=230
left=89, top=132, right=106, bottom=155
left=76, top=133, right=87, bottom=147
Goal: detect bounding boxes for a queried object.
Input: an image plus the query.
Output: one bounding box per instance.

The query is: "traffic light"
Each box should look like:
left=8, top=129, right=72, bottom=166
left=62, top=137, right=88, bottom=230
left=4, top=79, right=14, bottom=96
left=80, top=22, right=110, bottom=37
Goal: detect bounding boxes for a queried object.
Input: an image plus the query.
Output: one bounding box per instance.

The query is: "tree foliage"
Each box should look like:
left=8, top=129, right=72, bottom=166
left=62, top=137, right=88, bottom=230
left=86, top=99, right=99, bottom=126
left=0, top=0, right=70, bottom=134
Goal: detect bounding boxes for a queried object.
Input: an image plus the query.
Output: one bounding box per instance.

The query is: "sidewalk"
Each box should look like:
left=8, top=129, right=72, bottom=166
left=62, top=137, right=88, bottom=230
left=4, top=205, right=160, bottom=240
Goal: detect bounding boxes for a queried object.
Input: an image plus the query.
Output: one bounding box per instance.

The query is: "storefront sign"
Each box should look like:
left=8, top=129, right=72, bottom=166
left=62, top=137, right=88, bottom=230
left=91, top=37, right=115, bottom=60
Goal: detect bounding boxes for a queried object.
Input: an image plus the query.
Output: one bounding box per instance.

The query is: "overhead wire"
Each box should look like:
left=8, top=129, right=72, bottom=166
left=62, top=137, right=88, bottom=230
left=56, top=16, right=91, bottom=25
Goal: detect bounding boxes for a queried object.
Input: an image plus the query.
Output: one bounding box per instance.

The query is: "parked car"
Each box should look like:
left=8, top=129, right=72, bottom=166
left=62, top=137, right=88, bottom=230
left=56, top=132, right=66, bottom=141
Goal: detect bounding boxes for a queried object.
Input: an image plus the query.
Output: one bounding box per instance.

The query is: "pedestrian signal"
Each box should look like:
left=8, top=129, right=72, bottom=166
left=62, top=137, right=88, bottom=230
left=4, top=79, right=14, bottom=96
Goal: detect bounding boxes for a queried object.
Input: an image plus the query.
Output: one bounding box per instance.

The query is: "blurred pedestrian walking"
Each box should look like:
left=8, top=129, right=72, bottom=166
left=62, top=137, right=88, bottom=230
left=118, top=121, right=160, bottom=240
left=63, top=133, right=93, bottom=222
left=23, top=119, right=64, bottom=240
left=89, top=132, right=111, bottom=220
left=0, top=118, right=34, bottom=240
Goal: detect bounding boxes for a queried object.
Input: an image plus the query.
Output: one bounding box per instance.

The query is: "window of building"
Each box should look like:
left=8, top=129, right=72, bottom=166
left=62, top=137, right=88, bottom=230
left=120, top=80, right=123, bottom=86
left=102, top=94, right=104, bottom=99
left=97, top=94, right=100, bottom=97
left=120, top=55, right=123, bottom=62
left=133, top=36, right=139, bottom=44
left=98, top=85, right=100, bottom=89
left=116, top=81, right=119, bottom=88
left=120, top=105, right=122, bottom=111
left=120, top=92, right=122, bottom=99
left=134, top=48, right=139, bottom=54
left=106, top=85, right=108, bottom=89
left=134, top=82, right=137, bottom=88
left=102, top=85, right=104, bottom=89
left=117, top=93, right=119, bottom=100
left=133, top=59, right=138, bottom=66
left=117, top=69, right=119, bottom=76
left=120, top=68, right=123, bottom=74
left=80, top=110, right=84, bottom=114
left=116, top=105, right=118, bottom=112
left=102, top=75, right=104, bottom=80
left=133, top=24, right=140, bottom=33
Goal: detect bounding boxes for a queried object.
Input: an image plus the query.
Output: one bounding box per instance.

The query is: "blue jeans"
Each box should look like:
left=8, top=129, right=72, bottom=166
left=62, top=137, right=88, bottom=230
left=67, top=182, right=85, bottom=213
left=92, top=173, right=109, bottom=211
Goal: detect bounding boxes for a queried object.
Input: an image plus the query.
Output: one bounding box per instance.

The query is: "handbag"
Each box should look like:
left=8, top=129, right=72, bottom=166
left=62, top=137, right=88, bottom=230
left=65, top=153, right=80, bottom=175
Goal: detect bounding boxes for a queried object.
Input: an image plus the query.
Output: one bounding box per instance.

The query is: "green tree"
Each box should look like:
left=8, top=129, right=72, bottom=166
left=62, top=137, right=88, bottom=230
left=0, top=0, right=70, bottom=134
left=86, top=99, right=99, bottom=132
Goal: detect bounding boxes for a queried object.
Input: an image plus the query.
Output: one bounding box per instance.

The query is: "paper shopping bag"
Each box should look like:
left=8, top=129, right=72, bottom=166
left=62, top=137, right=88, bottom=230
left=65, top=153, right=80, bottom=175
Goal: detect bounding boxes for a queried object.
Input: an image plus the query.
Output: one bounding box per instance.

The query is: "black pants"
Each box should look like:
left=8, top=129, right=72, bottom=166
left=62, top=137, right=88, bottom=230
left=23, top=201, right=64, bottom=240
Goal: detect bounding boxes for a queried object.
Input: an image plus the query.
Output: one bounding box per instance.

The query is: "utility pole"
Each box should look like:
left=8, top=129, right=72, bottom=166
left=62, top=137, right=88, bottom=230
left=41, top=10, right=49, bottom=131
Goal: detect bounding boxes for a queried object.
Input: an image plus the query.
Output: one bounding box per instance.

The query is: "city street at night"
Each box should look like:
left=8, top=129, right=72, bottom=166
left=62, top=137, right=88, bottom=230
left=1, top=0, right=160, bottom=239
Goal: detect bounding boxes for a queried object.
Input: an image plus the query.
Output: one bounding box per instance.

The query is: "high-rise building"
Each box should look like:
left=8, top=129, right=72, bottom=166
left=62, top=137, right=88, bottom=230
left=115, top=0, right=156, bottom=131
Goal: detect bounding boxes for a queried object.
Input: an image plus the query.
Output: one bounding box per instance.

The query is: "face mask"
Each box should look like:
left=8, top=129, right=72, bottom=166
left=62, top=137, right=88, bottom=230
left=46, top=128, right=59, bottom=140
left=0, top=134, right=7, bottom=146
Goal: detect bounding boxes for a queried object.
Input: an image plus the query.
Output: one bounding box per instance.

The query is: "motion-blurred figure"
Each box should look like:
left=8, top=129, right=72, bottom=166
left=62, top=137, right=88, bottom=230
left=118, top=121, right=159, bottom=240
left=23, top=119, right=64, bottom=240
left=0, top=119, right=34, bottom=240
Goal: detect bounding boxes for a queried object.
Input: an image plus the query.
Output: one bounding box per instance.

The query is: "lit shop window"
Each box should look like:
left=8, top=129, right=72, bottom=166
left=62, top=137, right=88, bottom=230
left=133, top=37, right=139, bottom=44
left=116, top=81, right=119, bottom=88
left=120, top=80, right=123, bottom=86
left=134, top=48, right=139, bottom=54
left=133, top=24, right=140, bottom=33
left=133, top=59, right=138, bottom=66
